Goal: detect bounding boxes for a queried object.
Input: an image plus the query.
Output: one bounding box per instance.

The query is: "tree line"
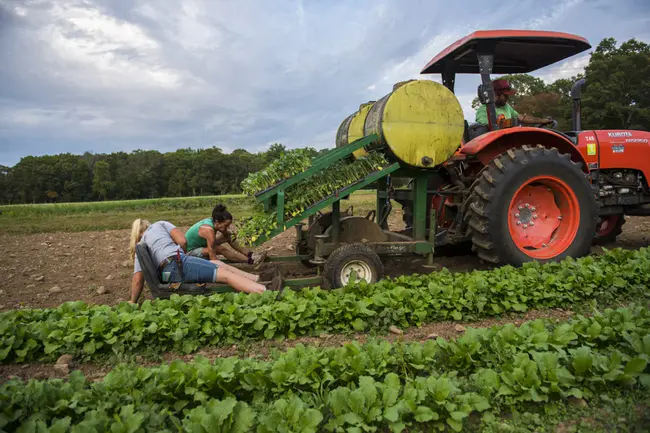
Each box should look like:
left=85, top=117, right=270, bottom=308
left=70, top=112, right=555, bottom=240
left=0, top=37, right=647, bottom=204
left=0, top=144, right=327, bottom=204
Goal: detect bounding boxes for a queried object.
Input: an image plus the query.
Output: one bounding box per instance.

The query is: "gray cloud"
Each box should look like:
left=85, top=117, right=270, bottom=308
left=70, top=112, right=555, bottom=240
left=0, top=0, right=648, bottom=166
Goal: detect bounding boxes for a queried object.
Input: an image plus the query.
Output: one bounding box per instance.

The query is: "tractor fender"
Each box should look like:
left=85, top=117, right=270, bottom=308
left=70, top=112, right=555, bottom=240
left=460, top=127, right=589, bottom=172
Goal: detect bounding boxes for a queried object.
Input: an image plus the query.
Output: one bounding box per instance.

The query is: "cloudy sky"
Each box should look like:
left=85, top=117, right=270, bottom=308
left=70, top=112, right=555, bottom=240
left=0, top=0, right=649, bottom=166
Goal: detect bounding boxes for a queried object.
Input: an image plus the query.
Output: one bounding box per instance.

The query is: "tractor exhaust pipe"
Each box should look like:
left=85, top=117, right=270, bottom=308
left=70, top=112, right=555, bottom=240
left=571, top=78, right=587, bottom=131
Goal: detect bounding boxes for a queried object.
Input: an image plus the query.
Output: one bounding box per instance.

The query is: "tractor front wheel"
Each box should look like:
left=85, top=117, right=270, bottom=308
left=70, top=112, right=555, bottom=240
left=593, top=214, right=625, bottom=245
left=468, top=145, right=598, bottom=266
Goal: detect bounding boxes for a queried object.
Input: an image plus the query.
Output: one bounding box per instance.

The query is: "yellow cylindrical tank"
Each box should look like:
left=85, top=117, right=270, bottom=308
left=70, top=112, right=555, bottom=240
left=364, top=79, right=465, bottom=168
left=335, top=101, right=375, bottom=159
left=335, top=113, right=354, bottom=148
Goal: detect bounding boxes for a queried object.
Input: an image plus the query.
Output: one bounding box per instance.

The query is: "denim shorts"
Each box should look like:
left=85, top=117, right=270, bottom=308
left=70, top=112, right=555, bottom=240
left=160, top=254, right=218, bottom=283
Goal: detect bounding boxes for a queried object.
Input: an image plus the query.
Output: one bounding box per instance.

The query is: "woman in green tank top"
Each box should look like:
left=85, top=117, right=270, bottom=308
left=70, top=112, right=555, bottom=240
left=185, top=204, right=267, bottom=268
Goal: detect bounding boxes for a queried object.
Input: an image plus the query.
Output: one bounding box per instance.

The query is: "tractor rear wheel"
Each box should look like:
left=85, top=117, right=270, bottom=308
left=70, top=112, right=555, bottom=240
left=593, top=214, right=625, bottom=245
left=468, top=145, right=598, bottom=266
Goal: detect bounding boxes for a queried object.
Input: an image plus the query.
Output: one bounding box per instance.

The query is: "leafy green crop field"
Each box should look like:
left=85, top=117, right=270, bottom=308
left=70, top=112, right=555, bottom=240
left=1, top=213, right=648, bottom=432
left=1, top=305, right=648, bottom=432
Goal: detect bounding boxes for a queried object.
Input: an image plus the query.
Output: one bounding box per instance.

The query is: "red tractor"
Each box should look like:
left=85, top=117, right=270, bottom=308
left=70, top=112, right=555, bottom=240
left=397, top=30, right=650, bottom=266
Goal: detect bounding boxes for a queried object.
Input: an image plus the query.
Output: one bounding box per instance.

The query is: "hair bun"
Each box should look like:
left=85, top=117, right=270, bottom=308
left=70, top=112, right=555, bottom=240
left=214, top=204, right=227, bottom=212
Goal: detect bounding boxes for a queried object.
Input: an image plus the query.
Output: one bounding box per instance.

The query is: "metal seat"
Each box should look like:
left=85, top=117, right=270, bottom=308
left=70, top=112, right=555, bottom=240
left=135, top=243, right=234, bottom=299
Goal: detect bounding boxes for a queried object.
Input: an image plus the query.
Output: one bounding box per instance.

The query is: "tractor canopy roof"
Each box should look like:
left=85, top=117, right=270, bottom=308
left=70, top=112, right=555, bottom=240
left=420, top=30, right=591, bottom=75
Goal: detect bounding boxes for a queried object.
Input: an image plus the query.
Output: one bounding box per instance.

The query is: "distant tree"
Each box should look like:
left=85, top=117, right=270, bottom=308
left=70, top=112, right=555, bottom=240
left=582, top=38, right=650, bottom=130
left=92, top=160, right=114, bottom=200
left=265, top=143, right=286, bottom=162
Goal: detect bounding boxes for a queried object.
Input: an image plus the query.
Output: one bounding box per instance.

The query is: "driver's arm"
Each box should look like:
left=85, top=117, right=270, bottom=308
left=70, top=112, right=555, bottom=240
left=518, top=113, right=553, bottom=125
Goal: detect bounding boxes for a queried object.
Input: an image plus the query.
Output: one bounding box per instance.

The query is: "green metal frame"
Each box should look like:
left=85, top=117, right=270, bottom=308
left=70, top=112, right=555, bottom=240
left=249, top=133, right=401, bottom=246
left=256, top=134, right=379, bottom=206
left=250, top=162, right=400, bottom=246
left=236, top=133, right=438, bottom=285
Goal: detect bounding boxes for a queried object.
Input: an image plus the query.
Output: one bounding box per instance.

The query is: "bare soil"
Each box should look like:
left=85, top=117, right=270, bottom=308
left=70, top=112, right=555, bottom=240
left=0, top=213, right=648, bottom=311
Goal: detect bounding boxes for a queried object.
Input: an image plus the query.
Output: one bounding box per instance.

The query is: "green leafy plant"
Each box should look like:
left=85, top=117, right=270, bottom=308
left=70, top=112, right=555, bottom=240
left=1, top=306, right=648, bottom=432
left=236, top=152, right=389, bottom=245
left=233, top=212, right=278, bottom=245
left=241, top=149, right=313, bottom=196
left=283, top=152, right=388, bottom=219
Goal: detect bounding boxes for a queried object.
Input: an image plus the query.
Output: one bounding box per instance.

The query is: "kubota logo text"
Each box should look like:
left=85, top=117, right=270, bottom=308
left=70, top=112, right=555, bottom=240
left=608, top=132, right=633, bottom=138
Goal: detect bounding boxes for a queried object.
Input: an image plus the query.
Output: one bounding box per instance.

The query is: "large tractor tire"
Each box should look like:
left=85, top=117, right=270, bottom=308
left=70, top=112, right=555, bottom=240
left=467, top=145, right=598, bottom=266
left=593, top=214, right=625, bottom=245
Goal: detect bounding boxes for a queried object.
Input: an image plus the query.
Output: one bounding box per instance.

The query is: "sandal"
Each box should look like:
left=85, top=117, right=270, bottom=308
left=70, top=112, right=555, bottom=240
left=252, top=250, right=268, bottom=269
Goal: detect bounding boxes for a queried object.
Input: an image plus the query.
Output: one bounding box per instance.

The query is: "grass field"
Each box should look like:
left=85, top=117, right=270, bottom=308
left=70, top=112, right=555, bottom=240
left=0, top=191, right=378, bottom=234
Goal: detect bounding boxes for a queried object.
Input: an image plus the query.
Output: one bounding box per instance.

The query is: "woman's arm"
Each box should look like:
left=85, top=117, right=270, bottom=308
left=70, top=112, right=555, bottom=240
left=170, top=228, right=187, bottom=251
left=130, top=272, right=144, bottom=303
left=199, top=225, right=219, bottom=260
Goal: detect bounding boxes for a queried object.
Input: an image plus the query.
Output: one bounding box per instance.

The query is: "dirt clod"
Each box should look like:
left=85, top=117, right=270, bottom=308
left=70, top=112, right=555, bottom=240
left=427, top=333, right=439, bottom=339
left=53, top=364, right=69, bottom=375
left=56, top=354, right=74, bottom=366
left=96, top=286, right=107, bottom=295
left=105, top=275, right=114, bottom=281
left=388, top=325, right=404, bottom=335
left=49, top=286, right=62, bottom=294
left=568, top=397, right=588, bottom=408
left=33, top=275, right=44, bottom=282
left=454, top=324, right=466, bottom=332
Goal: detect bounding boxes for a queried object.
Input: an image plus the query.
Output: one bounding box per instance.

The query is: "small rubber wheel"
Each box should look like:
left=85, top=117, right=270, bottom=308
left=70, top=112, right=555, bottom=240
left=296, top=239, right=317, bottom=268
left=593, top=214, right=625, bottom=245
left=468, top=145, right=598, bottom=266
left=324, top=244, right=384, bottom=288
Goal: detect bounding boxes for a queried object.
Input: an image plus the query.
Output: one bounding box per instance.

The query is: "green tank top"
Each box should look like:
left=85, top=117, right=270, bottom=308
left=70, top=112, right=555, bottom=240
left=185, top=217, right=214, bottom=252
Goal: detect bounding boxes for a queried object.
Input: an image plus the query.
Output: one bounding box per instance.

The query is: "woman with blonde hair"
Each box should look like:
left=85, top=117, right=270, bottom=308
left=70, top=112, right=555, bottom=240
left=128, top=219, right=280, bottom=304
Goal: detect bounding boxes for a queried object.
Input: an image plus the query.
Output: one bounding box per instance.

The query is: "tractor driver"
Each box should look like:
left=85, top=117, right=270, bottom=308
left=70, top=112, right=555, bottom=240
left=475, top=79, right=555, bottom=129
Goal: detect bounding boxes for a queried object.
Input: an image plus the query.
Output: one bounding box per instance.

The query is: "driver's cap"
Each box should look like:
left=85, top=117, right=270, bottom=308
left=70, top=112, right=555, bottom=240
left=492, top=79, right=516, bottom=95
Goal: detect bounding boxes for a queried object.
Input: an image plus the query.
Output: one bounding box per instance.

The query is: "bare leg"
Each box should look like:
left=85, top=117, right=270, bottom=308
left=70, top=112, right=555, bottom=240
left=228, top=238, right=251, bottom=256
left=217, top=269, right=265, bottom=294
left=210, top=260, right=259, bottom=282
left=214, top=232, right=249, bottom=262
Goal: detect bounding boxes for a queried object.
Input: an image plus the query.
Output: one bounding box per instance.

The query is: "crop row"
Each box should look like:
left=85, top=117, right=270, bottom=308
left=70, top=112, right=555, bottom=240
left=1, top=247, right=649, bottom=363
left=0, top=195, right=249, bottom=217
left=2, top=306, right=648, bottom=432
